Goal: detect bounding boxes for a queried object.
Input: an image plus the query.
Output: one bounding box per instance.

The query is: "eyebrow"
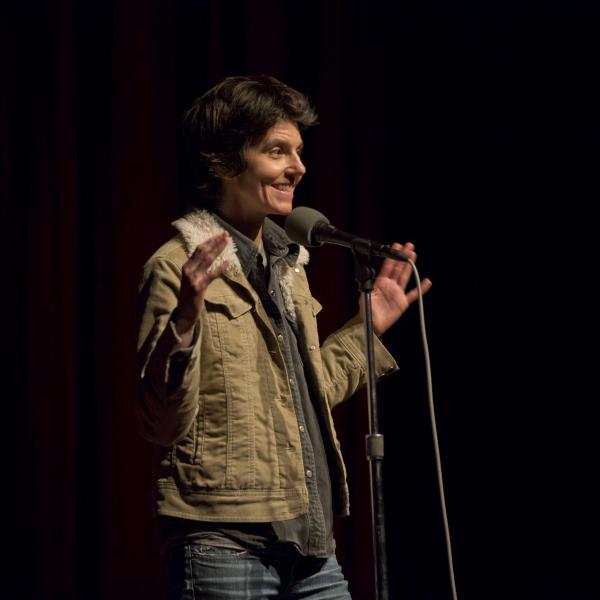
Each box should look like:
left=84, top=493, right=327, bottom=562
left=265, top=138, right=304, bottom=151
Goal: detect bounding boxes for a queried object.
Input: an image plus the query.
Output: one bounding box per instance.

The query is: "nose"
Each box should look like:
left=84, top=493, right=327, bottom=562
left=289, top=152, right=306, bottom=178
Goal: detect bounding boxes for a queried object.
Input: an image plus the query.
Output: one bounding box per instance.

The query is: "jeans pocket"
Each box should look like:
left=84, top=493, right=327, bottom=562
left=189, top=543, right=249, bottom=559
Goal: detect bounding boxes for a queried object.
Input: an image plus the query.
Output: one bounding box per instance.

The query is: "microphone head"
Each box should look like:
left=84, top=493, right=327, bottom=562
left=285, top=206, right=330, bottom=247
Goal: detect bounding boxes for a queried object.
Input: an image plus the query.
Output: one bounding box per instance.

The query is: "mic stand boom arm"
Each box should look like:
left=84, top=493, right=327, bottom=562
left=351, top=239, right=389, bottom=600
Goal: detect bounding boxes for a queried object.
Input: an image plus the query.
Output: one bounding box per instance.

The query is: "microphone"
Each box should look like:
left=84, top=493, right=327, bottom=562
left=285, top=206, right=409, bottom=261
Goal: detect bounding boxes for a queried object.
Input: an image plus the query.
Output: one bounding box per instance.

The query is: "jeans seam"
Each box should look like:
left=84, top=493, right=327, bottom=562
left=186, top=545, right=196, bottom=600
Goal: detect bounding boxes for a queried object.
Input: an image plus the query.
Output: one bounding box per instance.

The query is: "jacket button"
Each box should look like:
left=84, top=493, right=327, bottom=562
left=308, top=345, right=316, bottom=351
left=294, top=267, right=300, bottom=272
left=277, top=334, right=284, bottom=341
left=299, top=425, right=305, bottom=433
left=305, top=469, right=313, bottom=478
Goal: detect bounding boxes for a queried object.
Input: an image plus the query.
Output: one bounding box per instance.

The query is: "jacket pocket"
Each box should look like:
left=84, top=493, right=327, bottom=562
left=292, top=294, right=322, bottom=319
left=205, top=295, right=254, bottom=319
left=310, top=297, right=323, bottom=317
left=174, top=415, right=199, bottom=464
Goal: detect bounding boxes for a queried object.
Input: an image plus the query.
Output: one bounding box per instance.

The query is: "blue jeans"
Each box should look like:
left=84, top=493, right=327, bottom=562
left=164, top=543, right=352, bottom=599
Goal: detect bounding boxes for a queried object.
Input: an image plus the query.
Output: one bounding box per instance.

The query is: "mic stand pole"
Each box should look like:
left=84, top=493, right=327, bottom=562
left=351, top=240, right=388, bottom=600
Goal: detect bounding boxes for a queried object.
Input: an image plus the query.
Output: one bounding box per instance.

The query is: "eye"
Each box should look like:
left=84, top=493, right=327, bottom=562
left=269, top=147, right=284, bottom=156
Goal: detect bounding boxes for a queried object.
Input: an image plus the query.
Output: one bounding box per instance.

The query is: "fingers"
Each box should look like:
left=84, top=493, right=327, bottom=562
left=183, top=233, right=230, bottom=284
left=378, top=242, right=417, bottom=287
left=176, top=234, right=230, bottom=328
left=205, top=259, right=229, bottom=284
left=187, top=232, right=229, bottom=268
left=404, top=277, right=433, bottom=306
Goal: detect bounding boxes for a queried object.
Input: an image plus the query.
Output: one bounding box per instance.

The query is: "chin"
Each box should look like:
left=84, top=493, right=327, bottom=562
left=268, top=202, right=294, bottom=216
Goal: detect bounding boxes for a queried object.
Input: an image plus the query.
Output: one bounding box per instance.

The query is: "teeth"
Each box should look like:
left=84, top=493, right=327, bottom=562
left=273, top=184, right=293, bottom=192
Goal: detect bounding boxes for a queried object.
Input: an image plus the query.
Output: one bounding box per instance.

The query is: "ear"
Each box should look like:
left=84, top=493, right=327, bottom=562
left=213, top=157, right=245, bottom=181
left=218, top=170, right=239, bottom=182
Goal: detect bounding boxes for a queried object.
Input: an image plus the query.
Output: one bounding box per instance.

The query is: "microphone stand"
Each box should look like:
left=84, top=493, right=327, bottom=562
left=351, top=239, right=389, bottom=600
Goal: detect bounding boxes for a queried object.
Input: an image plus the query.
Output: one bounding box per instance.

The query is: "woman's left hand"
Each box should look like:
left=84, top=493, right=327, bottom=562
left=359, top=242, right=432, bottom=337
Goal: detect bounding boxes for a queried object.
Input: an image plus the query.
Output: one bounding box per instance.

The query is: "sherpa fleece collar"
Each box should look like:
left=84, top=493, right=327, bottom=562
left=172, top=209, right=309, bottom=321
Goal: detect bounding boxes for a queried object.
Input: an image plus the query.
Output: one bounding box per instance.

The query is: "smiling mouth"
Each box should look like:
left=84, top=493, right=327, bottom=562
left=271, top=184, right=294, bottom=193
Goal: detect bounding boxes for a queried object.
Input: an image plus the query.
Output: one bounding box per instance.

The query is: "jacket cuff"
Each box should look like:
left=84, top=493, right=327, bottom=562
left=166, top=319, right=198, bottom=391
left=146, top=315, right=201, bottom=399
left=333, top=314, right=399, bottom=379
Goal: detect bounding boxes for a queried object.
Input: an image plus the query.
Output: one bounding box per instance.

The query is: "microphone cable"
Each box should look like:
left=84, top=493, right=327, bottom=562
left=407, top=258, right=459, bottom=600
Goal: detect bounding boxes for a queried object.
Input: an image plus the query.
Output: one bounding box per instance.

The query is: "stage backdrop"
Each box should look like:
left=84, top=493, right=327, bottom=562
left=2, top=1, right=598, bottom=599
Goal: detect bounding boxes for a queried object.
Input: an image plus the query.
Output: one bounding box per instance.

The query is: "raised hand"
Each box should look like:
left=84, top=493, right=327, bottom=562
left=174, top=232, right=230, bottom=344
left=359, top=242, right=432, bottom=337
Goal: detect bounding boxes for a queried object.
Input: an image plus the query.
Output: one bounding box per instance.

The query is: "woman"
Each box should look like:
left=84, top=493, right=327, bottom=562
left=136, top=75, right=431, bottom=599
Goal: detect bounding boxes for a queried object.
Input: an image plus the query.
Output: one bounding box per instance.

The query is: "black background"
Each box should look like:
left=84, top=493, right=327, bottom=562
left=2, top=1, right=598, bottom=598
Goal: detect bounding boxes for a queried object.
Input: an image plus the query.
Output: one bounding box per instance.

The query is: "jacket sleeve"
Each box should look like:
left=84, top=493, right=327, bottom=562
left=136, top=256, right=202, bottom=446
left=319, top=314, right=399, bottom=410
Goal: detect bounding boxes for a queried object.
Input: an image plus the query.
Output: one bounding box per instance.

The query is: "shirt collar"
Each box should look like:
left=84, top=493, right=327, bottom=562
left=263, top=218, right=299, bottom=266
left=212, top=213, right=299, bottom=275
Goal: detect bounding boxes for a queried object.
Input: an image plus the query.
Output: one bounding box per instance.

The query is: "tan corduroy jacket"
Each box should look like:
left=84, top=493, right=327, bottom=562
left=136, top=210, right=399, bottom=522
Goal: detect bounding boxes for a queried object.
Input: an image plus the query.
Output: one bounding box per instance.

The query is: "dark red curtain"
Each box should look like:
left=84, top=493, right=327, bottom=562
left=3, top=1, right=598, bottom=599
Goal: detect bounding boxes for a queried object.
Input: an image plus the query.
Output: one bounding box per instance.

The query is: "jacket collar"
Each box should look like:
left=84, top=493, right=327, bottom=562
left=172, top=209, right=310, bottom=321
left=172, top=209, right=309, bottom=273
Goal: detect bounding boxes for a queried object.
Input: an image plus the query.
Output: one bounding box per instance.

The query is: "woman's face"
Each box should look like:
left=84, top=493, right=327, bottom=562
left=220, top=120, right=306, bottom=219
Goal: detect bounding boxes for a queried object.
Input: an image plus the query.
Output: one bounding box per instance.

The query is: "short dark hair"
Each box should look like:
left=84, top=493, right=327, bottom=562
left=182, top=75, right=317, bottom=209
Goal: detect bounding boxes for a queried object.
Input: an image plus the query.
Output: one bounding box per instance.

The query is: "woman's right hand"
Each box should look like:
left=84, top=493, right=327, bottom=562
left=174, top=232, right=230, bottom=345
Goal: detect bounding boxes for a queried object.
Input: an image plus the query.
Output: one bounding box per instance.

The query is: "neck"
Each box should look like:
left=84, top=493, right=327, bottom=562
left=216, top=205, right=264, bottom=248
